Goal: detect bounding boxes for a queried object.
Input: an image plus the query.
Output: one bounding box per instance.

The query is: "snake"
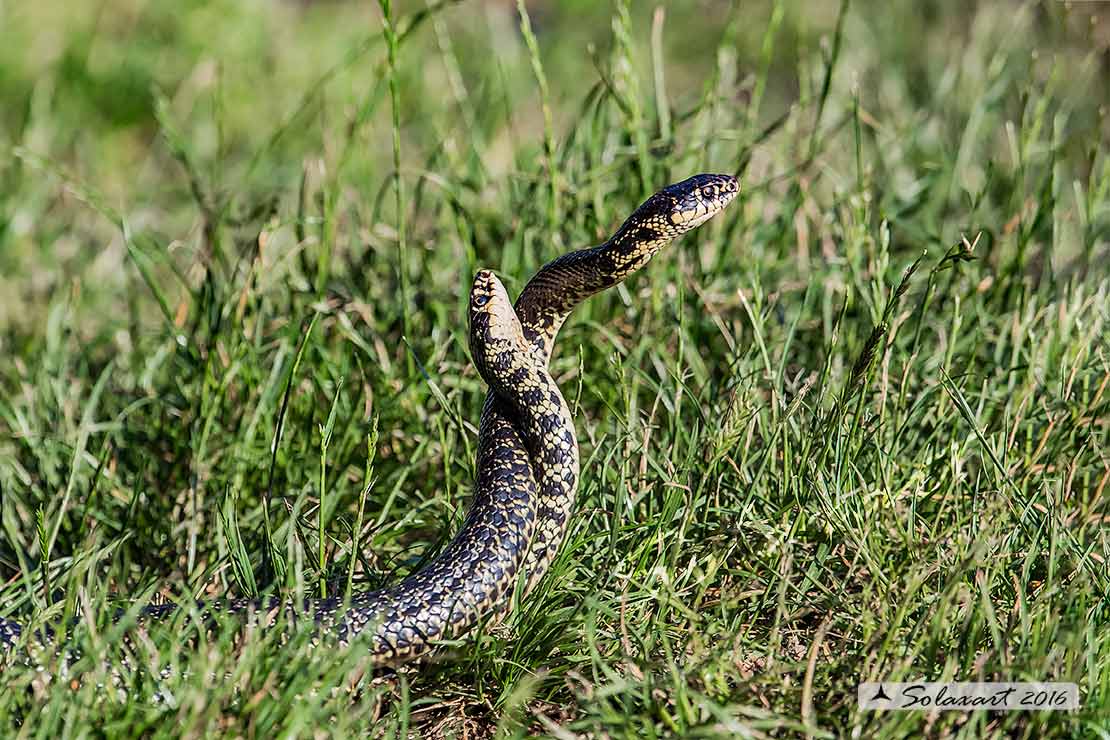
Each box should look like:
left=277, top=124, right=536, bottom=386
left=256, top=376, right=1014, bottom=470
left=0, top=173, right=738, bottom=666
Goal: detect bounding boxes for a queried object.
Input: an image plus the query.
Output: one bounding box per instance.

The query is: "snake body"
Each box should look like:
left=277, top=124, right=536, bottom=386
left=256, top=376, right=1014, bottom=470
left=0, top=174, right=738, bottom=664
left=501, top=174, right=740, bottom=592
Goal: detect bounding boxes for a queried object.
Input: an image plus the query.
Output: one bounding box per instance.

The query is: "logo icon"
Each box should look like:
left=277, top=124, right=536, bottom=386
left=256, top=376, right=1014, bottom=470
left=869, top=685, right=891, bottom=702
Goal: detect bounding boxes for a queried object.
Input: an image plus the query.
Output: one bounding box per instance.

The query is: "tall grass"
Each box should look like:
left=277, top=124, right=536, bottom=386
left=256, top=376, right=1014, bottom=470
left=0, top=0, right=1107, bottom=736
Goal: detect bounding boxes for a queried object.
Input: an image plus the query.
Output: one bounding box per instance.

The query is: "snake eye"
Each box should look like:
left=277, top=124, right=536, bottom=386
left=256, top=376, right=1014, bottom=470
left=474, top=294, right=490, bottom=308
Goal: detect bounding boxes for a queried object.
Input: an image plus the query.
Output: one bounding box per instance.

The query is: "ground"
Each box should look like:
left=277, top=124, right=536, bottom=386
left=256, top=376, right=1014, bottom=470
left=0, top=0, right=1108, bottom=737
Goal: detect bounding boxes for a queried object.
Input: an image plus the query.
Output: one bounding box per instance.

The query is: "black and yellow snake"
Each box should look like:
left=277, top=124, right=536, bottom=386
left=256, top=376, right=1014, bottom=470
left=0, top=173, right=738, bottom=665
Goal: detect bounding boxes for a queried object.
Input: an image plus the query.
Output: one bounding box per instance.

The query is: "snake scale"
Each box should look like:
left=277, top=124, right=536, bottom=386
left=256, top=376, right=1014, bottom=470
left=0, top=173, right=738, bottom=666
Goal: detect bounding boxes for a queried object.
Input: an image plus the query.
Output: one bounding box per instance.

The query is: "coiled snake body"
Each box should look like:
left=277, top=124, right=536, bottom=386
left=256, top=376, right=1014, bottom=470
left=0, top=174, right=738, bottom=665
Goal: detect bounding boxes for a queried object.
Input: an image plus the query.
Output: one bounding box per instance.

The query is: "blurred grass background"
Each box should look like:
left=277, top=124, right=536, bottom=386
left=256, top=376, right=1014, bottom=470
left=1, top=0, right=1109, bottom=736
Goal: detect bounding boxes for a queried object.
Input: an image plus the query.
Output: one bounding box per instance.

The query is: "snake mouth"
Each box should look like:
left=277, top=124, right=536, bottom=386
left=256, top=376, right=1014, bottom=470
left=671, top=204, right=731, bottom=229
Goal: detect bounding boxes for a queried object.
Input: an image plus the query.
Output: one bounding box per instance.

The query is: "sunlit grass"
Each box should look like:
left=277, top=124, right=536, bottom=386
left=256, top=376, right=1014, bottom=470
left=1, top=1, right=1108, bottom=736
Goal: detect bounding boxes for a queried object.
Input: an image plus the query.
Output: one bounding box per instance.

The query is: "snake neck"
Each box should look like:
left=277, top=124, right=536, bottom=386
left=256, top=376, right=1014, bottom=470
left=514, top=219, right=672, bottom=360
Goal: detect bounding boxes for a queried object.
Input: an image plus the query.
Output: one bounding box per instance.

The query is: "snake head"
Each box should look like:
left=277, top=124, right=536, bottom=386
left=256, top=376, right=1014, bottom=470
left=469, top=269, right=526, bottom=381
left=626, top=173, right=740, bottom=239
left=469, top=269, right=514, bottom=327
left=659, top=173, right=739, bottom=232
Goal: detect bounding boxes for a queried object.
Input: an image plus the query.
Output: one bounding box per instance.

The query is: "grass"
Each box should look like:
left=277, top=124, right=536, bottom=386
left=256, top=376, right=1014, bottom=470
left=1, top=0, right=1109, bottom=736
